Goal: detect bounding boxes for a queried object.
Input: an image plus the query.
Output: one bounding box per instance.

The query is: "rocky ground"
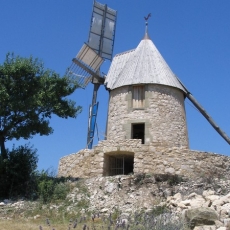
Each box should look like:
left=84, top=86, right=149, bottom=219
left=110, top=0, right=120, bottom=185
left=1, top=173, right=230, bottom=229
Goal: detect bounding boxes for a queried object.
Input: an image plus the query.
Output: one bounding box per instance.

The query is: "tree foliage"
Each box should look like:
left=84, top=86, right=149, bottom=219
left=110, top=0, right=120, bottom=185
left=0, top=53, right=81, bottom=158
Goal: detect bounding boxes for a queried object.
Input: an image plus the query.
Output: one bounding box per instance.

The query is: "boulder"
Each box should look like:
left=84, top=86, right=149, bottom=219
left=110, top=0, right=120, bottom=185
left=184, top=207, right=219, bottom=229
left=0, top=202, right=5, bottom=206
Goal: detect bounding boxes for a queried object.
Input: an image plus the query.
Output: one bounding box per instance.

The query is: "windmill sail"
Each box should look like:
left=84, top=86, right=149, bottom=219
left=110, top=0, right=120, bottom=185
left=66, top=43, right=104, bottom=89
left=66, top=1, right=117, bottom=149
left=88, top=1, right=117, bottom=60
left=177, top=76, right=230, bottom=145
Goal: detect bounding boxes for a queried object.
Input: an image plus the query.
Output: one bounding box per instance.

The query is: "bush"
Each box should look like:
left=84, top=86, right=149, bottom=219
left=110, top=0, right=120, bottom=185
left=155, top=174, right=184, bottom=186
left=52, top=182, right=70, bottom=201
left=37, top=170, right=70, bottom=203
left=36, top=170, right=55, bottom=203
left=134, top=173, right=146, bottom=185
left=0, top=145, right=70, bottom=202
left=0, top=144, right=38, bottom=199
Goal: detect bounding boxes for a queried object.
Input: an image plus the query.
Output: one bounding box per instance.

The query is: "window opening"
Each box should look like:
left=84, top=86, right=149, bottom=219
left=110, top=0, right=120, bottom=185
left=133, top=85, right=145, bottom=108
left=132, top=123, right=145, bottom=144
left=104, top=154, right=134, bottom=176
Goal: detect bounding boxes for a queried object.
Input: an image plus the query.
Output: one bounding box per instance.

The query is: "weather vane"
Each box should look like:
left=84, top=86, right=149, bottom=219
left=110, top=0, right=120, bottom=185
left=144, top=13, right=151, bottom=21
left=144, top=13, right=151, bottom=34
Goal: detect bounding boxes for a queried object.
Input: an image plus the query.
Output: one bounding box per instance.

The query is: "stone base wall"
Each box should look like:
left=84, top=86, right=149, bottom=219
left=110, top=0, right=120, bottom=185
left=58, top=140, right=230, bottom=179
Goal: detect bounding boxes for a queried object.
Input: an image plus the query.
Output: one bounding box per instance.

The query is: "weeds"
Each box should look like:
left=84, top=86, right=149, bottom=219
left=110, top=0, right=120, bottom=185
left=154, top=174, right=184, bottom=186
left=34, top=211, right=189, bottom=230
left=0, top=204, right=189, bottom=230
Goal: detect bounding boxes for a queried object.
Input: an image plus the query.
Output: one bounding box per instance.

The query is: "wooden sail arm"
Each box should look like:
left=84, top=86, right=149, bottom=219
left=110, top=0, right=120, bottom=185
left=186, top=92, right=230, bottom=145
left=176, top=76, right=230, bottom=145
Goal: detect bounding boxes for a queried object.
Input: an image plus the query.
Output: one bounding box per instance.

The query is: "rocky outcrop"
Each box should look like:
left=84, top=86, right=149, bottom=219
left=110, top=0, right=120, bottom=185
left=83, top=175, right=230, bottom=229
left=166, top=190, right=230, bottom=229
left=1, top=174, right=230, bottom=229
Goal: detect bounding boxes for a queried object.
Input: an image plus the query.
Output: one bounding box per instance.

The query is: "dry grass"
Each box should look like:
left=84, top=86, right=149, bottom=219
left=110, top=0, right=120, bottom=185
left=0, top=219, right=105, bottom=230
left=0, top=219, right=43, bottom=230
left=0, top=220, right=87, bottom=230
left=0, top=213, right=190, bottom=230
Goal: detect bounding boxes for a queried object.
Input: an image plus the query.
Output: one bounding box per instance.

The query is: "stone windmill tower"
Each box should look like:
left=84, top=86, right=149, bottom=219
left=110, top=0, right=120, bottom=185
left=104, top=22, right=189, bottom=149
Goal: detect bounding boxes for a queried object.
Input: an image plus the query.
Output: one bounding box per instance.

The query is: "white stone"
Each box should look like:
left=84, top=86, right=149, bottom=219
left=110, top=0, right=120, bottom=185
left=164, top=167, right=175, bottom=174
left=213, top=199, right=225, bottom=207
left=223, top=218, right=230, bottom=227
left=190, top=196, right=206, bottom=208
left=100, top=208, right=109, bottom=213
left=177, top=202, right=187, bottom=209
left=215, top=220, right=224, bottom=228
left=181, top=200, right=191, bottom=206
left=104, top=182, right=116, bottom=193
left=194, top=226, right=216, bottom=230
left=33, top=215, right=41, bottom=220
left=203, top=190, right=215, bottom=197
left=224, top=193, right=230, bottom=199
left=220, top=195, right=230, bottom=204
left=188, top=192, right=199, bottom=199
left=206, top=195, right=221, bottom=202
left=220, top=204, right=230, bottom=218
left=173, top=193, right=182, bottom=202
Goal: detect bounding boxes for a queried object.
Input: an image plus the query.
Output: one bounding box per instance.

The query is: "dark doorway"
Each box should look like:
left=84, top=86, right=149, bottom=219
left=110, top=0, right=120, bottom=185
left=132, top=123, right=145, bottom=144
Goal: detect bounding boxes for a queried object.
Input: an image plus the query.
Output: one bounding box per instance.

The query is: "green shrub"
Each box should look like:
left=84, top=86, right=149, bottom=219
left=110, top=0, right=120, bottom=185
left=167, top=174, right=184, bottom=186
left=134, top=173, right=146, bottom=185
left=37, top=170, right=55, bottom=203
left=0, top=144, right=38, bottom=199
left=150, top=205, right=169, bottom=216
left=52, top=182, right=70, bottom=201
left=38, top=179, right=55, bottom=203
left=37, top=170, right=71, bottom=203
left=155, top=173, right=184, bottom=186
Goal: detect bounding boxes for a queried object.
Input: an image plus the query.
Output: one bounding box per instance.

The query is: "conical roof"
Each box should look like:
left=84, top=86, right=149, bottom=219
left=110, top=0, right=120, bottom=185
left=105, top=31, right=185, bottom=92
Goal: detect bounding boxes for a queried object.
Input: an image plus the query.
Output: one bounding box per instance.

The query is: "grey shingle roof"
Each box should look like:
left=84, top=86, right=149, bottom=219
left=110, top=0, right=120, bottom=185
left=105, top=34, right=185, bottom=92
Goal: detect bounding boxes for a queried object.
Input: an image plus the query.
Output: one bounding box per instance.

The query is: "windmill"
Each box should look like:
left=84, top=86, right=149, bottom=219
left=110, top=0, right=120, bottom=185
left=66, top=1, right=117, bottom=149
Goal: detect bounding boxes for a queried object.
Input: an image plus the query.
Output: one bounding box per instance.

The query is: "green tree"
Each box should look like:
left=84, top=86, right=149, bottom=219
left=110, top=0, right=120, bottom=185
left=0, top=53, right=81, bottom=159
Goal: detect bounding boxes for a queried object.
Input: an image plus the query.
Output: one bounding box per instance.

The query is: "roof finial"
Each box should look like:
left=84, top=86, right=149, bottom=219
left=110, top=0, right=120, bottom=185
left=143, top=13, right=151, bottom=40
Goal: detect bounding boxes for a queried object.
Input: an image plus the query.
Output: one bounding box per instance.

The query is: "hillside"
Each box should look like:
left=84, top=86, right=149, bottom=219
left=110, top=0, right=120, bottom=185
left=1, top=173, right=230, bottom=229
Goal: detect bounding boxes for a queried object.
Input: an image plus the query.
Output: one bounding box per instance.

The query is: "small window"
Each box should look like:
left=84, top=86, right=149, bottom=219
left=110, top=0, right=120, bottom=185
left=133, top=85, right=145, bottom=108
left=132, top=123, right=145, bottom=144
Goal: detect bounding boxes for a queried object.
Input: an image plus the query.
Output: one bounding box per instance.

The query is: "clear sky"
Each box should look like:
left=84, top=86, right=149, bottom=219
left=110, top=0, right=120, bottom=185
left=1, top=0, right=230, bottom=173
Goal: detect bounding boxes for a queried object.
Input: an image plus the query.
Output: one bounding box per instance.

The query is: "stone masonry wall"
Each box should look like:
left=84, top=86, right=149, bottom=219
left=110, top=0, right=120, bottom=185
left=106, top=84, right=189, bottom=148
left=58, top=140, right=230, bottom=179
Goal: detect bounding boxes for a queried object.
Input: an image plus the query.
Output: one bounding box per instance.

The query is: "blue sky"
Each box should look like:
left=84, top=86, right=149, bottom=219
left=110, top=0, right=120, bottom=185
left=1, top=1, right=230, bottom=172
